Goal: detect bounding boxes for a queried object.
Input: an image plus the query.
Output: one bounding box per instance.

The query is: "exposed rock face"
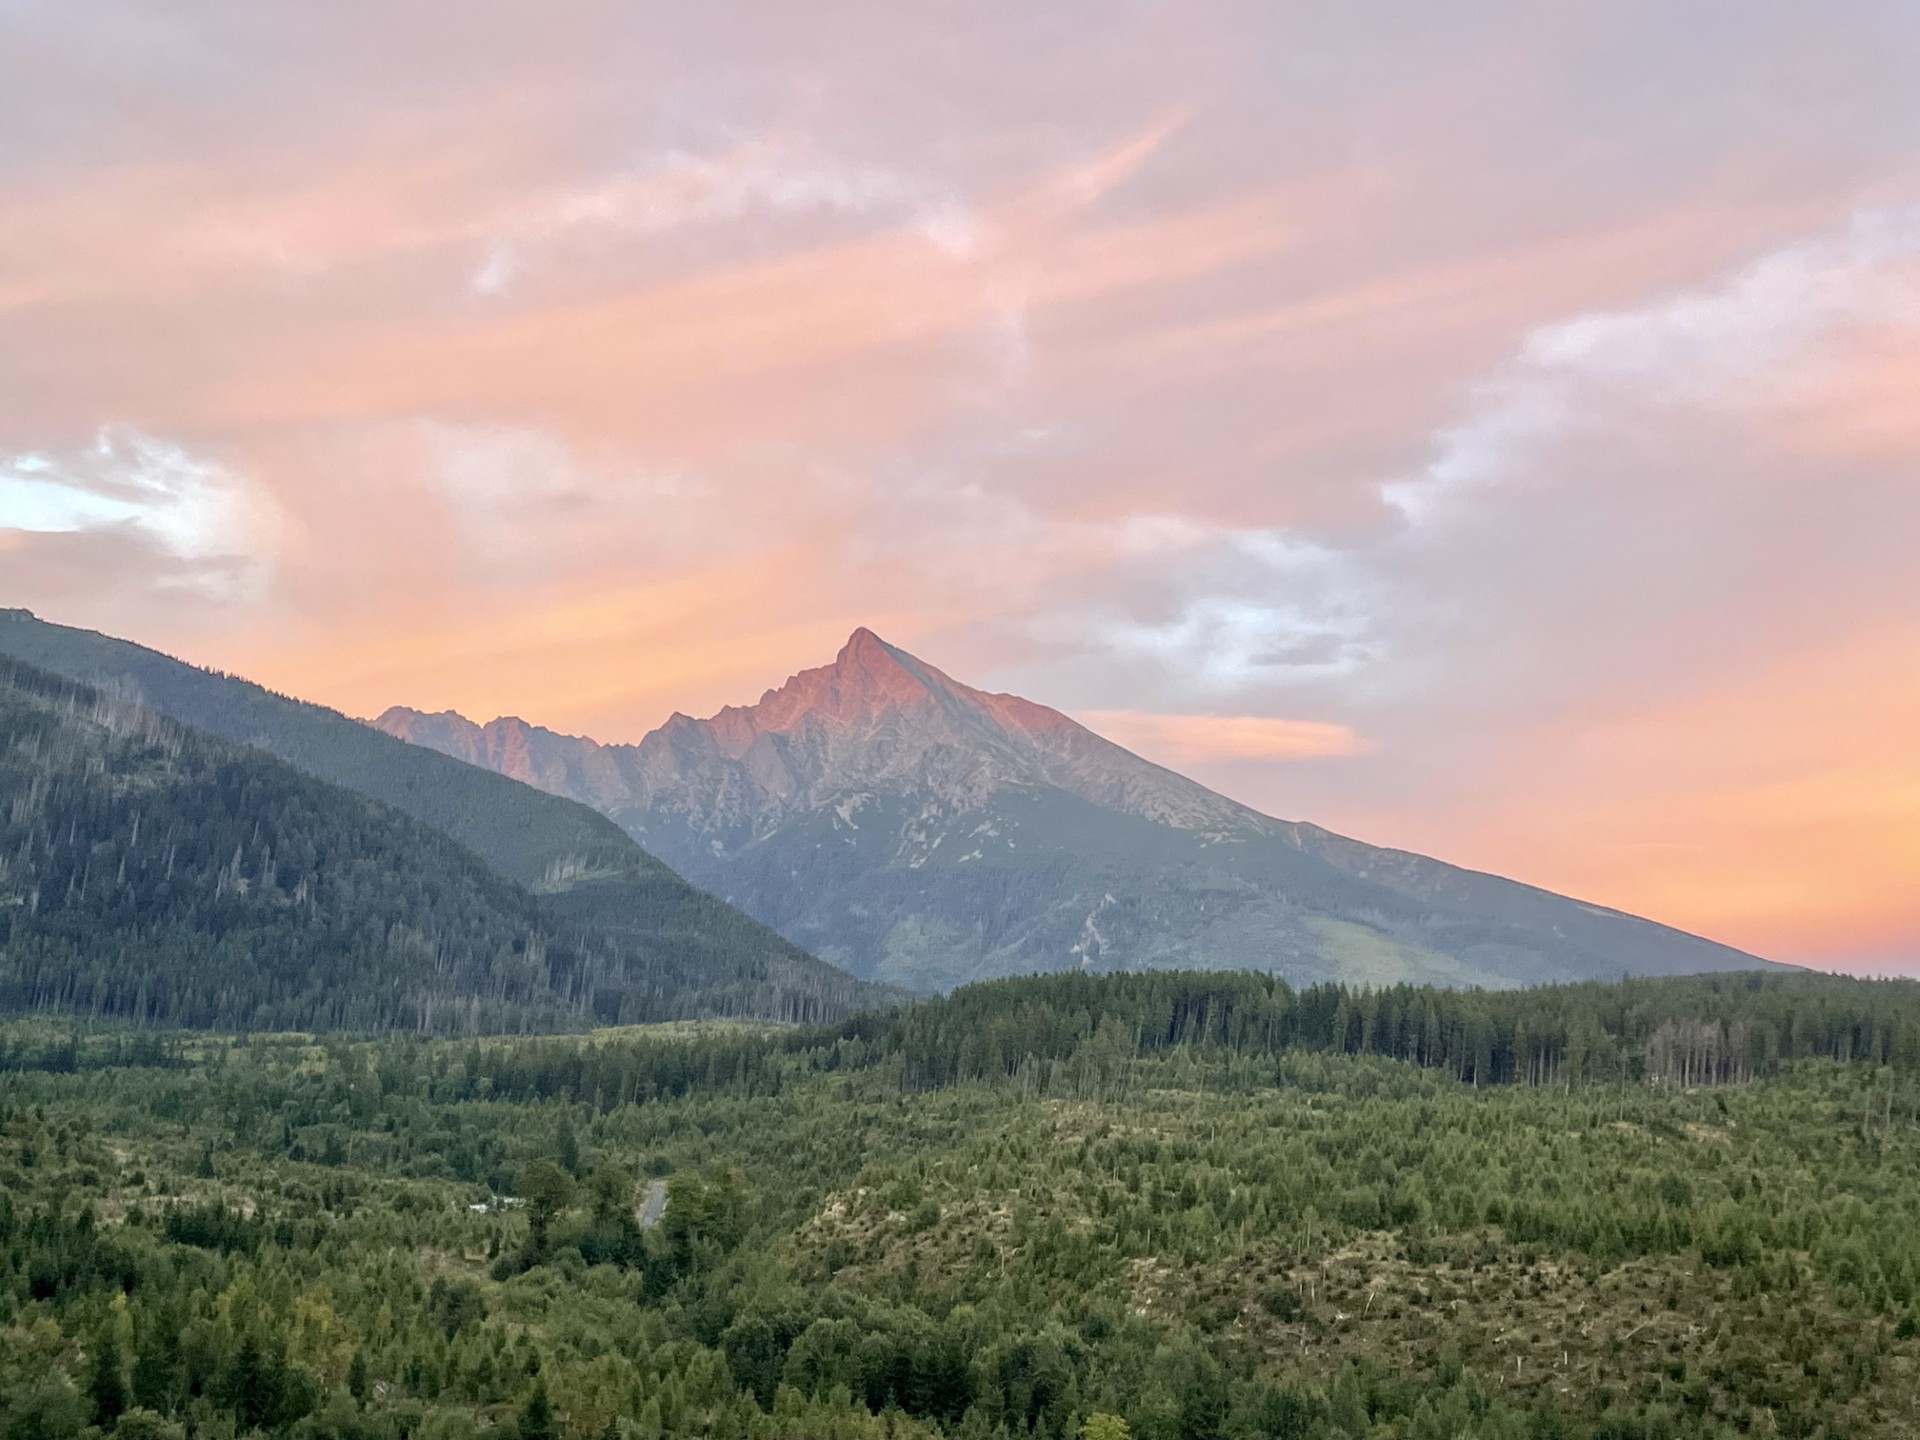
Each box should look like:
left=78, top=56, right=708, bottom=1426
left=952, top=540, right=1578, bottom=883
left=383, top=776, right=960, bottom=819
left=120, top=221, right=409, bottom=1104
left=374, top=630, right=1777, bottom=993
left=375, top=706, right=640, bottom=813
left=384, top=629, right=1272, bottom=839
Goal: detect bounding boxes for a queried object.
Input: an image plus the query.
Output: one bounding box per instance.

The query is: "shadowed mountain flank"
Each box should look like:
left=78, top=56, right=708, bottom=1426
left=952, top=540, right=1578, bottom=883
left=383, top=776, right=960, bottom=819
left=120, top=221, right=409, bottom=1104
left=0, top=609, right=896, bottom=1023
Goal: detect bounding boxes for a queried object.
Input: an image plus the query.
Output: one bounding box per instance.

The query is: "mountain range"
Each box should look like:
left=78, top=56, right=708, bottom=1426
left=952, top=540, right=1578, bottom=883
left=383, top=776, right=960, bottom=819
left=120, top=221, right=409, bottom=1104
left=0, top=608, right=894, bottom=1028
left=376, top=628, right=1776, bottom=991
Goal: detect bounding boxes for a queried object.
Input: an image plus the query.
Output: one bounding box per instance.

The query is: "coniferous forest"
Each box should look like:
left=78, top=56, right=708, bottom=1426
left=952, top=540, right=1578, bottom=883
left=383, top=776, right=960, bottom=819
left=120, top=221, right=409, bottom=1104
left=7, top=967, right=1920, bottom=1440
left=0, top=620, right=893, bottom=1031
left=0, top=654, right=889, bottom=1031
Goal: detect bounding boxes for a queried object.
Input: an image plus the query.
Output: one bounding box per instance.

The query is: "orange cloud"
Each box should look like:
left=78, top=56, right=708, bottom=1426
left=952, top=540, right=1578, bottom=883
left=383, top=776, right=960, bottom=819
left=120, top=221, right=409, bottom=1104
left=1079, top=711, right=1369, bottom=764
left=199, top=173, right=1320, bottom=441
left=1772, top=344, right=1920, bottom=460
left=1322, top=624, right=1920, bottom=969
left=1050, top=109, right=1195, bottom=213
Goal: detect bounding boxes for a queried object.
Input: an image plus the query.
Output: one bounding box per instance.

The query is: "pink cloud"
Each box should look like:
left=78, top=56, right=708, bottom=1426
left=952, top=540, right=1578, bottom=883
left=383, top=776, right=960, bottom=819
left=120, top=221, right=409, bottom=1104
left=4, top=2, right=1919, bottom=969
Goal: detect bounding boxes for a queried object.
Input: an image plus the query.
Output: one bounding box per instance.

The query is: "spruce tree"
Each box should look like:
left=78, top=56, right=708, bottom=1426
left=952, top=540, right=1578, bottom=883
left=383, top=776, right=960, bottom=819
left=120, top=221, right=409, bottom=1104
left=88, top=1327, right=130, bottom=1428
left=518, top=1379, right=555, bottom=1440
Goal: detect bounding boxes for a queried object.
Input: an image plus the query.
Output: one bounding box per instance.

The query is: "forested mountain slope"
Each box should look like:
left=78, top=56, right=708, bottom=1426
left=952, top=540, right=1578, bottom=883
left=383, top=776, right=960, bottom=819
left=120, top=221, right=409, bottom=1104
left=0, top=610, right=891, bottom=1024
left=0, top=657, right=594, bottom=1030
left=378, top=628, right=1778, bottom=992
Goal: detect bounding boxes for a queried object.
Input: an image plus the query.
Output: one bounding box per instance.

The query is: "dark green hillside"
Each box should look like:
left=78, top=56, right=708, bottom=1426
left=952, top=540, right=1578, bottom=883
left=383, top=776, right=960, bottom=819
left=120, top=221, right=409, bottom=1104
left=0, top=657, right=584, bottom=1031
left=0, top=610, right=892, bottom=1023
left=0, top=657, right=880, bottom=1030
left=0, top=609, right=673, bottom=887
left=855, top=967, right=1920, bottom=1088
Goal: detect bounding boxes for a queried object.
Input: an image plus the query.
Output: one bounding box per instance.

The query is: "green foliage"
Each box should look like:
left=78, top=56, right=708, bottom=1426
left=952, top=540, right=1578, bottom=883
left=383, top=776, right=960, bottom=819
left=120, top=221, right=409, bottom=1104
left=112, top=1409, right=186, bottom=1440
left=518, top=1380, right=555, bottom=1440
left=868, top=967, right=1920, bottom=1091
left=4, top=970, right=1920, bottom=1437
left=517, top=1160, right=576, bottom=1223
left=86, top=1324, right=128, bottom=1427
left=0, top=655, right=596, bottom=1031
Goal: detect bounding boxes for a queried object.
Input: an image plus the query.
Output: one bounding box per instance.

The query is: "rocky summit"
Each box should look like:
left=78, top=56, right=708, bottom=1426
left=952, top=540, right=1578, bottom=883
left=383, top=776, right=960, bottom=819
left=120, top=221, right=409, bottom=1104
left=375, top=629, right=1778, bottom=992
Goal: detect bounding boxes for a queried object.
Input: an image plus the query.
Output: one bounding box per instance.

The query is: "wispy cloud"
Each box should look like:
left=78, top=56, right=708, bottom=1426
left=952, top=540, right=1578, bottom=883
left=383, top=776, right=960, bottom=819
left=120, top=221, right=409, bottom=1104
left=1385, top=206, right=1920, bottom=524
left=473, top=140, right=979, bottom=295
left=1052, top=109, right=1193, bottom=213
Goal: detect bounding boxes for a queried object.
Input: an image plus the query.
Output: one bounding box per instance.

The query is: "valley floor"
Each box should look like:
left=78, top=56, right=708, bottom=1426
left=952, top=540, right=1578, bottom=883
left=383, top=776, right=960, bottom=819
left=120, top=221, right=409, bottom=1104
left=3, top=1012, right=1917, bottom=1439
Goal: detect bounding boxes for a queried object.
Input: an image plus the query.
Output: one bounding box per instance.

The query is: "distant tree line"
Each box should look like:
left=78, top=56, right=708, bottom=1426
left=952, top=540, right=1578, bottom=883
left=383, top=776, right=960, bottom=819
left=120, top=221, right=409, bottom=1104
left=868, top=970, right=1920, bottom=1094
left=250, top=970, right=1920, bottom=1113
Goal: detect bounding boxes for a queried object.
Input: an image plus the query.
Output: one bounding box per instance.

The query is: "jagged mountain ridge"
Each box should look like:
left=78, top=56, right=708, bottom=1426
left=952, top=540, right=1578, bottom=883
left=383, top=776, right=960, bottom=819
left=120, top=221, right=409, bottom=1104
left=375, top=629, right=1778, bottom=993
left=381, top=629, right=1271, bottom=842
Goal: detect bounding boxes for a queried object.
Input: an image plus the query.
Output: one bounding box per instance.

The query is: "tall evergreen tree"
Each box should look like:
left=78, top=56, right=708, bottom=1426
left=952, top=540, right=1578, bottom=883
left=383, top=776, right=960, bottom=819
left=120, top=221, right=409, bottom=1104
left=518, top=1380, right=556, bottom=1440
left=87, top=1328, right=129, bottom=1429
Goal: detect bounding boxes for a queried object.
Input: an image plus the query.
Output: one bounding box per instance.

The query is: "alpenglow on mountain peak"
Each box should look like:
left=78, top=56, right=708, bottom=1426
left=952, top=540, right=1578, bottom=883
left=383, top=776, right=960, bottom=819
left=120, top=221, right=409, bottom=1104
left=652, top=627, right=1273, bottom=834
left=723, top=625, right=959, bottom=732
left=373, top=627, right=1774, bottom=993
left=381, top=628, right=1274, bottom=839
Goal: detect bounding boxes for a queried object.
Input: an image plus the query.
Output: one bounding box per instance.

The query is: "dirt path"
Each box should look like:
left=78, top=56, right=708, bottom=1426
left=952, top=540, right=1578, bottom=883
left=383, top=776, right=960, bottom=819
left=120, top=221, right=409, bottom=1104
left=638, top=1179, right=667, bottom=1228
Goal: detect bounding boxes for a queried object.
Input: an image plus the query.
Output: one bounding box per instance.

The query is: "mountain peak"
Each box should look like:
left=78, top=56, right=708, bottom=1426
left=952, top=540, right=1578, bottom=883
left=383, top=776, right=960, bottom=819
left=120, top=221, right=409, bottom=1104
left=830, top=626, right=927, bottom=691
left=649, top=629, right=1274, bottom=835
left=839, top=625, right=892, bottom=659
left=373, top=632, right=1272, bottom=836
left=741, top=627, right=950, bottom=734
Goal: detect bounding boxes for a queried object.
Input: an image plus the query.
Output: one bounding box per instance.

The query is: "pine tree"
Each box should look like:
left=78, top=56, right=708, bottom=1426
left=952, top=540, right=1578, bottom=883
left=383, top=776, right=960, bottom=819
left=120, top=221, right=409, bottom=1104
left=89, top=1326, right=130, bottom=1427
left=130, top=1342, right=175, bottom=1416
left=220, top=1333, right=276, bottom=1432
left=518, top=1379, right=555, bottom=1440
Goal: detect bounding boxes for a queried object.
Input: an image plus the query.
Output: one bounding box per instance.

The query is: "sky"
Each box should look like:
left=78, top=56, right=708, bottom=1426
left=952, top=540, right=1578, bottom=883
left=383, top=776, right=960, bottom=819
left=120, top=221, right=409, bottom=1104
left=3, top=1, right=1918, bottom=972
